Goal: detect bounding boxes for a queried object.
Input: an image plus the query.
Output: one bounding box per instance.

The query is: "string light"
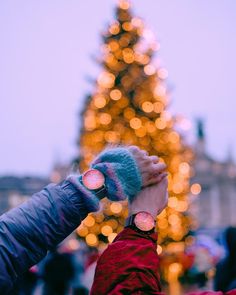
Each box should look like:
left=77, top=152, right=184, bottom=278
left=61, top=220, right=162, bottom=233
left=130, top=117, right=142, bottom=129
left=110, top=202, right=123, bottom=214
left=101, top=225, right=113, bottom=236
left=191, top=183, right=201, bottom=195
left=142, top=101, right=154, bottom=113
left=86, top=234, right=98, bottom=247
left=94, top=95, right=106, bottom=108
left=83, top=215, right=95, bottom=227
left=110, top=89, right=122, bottom=100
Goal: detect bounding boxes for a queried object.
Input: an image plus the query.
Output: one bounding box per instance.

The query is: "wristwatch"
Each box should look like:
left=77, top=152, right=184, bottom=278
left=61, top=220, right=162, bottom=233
left=80, top=169, right=107, bottom=200
left=125, top=211, right=156, bottom=234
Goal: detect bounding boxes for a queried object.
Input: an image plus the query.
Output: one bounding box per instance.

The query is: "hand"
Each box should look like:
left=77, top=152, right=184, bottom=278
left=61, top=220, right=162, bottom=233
left=128, top=146, right=167, bottom=187
left=128, top=173, right=168, bottom=218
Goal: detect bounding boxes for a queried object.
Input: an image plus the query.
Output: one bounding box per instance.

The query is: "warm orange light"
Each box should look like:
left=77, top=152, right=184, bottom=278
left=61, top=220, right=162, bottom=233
left=107, top=219, right=119, bottom=230
left=130, top=117, right=142, bottom=129
left=122, top=22, right=133, bottom=31
left=110, top=202, right=123, bottom=214
left=142, top=101, right=154, bottom=113
left=84, top=116, right=96, bottom=130
left=179, top=162, right=190, bottom=175
left=99, top=113, right=112, bottom=125
left=172, top=183, right=183, bottom=194
left=83, top=215, right=95, bottom=227
left=145, top=121, right=156, bottom=133
left=135, top=126, right=146, bottom=137
left=109, top=23, right=120, bottom=35
left=122, top=48, right=134, bottom=64
left=101, top=225, right=113, bottom=236
left=89, top=223, right=101, bottom=235
left=191, top=183, right=201, bottom=195
left=155, top=118, right=166, bottom=130
left=94, top=95, right=106, bottom=108
left=169, top=263, right=183, bottom=275
left=76, top=225, right=89, bottom=237
left=86, top=233, right=98, bottom=247
left=154, top=85, right=166, bottom=97
left=153, top=101, right=164, bottom=113
left=98, top=72, right=115, bottom=88
left=95, top=213, right=104, bottom=223
left=104, top=131, right=120, bottom=143
left=157, top=245, right=163, bottom=255
left=135, top=53, right=149, bottom=64
left=176, top=201, right=188, bottom=212
left=168, top=214, right=180, bottom=226
left=110, top=89, right=122, bottom=100
left=108, top=40, right=120, bottom=52
left=168, top=197, right=178, bottom=209
left=124, top=108, right=135, bottom=119
left=169, top=132, right=179, bottom=143
left=119, top=0, right=130, bottom=10
left=157, top=218, right=168, bottom=229
left=108, top=233, right=118, bottom=243
left=144, top=64, right=156, bottom=75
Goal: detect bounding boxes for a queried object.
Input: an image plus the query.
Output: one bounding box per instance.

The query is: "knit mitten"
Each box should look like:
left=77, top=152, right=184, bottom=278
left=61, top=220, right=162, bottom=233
left=91, top=147, right=142, bottom=202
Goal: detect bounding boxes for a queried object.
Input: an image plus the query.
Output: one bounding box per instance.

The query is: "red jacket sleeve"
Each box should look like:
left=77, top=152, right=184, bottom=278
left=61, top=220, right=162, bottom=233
left=90, top=227, right=164, bottom=295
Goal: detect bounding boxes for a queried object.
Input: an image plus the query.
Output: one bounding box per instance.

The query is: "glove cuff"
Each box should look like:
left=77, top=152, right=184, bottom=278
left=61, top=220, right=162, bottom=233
left=91, top=147, right=142, bottom=202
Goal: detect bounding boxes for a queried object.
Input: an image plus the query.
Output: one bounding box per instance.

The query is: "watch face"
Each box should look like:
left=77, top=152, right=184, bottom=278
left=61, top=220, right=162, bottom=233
left=82, top=169, right=105, bottom=190
left=134, top=212, right=155, bottom=232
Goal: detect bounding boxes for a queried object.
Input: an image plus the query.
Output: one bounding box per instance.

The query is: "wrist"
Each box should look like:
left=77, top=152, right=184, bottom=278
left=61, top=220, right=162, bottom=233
left=125, top=211, right=156, bottom=234
left=128, top=205, right=157, bottom=219
left=66, top=175, right=100, bottom=213
left=91, top=147, right=142, bottom=202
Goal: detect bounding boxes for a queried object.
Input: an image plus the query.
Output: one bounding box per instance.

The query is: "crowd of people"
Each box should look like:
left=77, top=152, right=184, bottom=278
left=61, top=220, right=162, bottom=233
left=0, top=146, right=235, bottom=295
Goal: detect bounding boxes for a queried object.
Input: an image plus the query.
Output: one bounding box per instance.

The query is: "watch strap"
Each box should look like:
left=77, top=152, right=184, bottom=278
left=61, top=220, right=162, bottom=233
left=125, top=213, right=156, bottom=235
left=79, top=175, right=107, bottom=200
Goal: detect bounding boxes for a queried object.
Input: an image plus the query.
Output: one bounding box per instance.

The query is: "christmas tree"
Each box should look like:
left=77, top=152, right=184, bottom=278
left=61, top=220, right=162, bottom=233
left=76, top=0, right=193, bottom=278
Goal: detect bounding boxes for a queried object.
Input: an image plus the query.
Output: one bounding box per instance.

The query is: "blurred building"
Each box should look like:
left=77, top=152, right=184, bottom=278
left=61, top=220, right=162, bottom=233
left=191, top=120, right=236, bottom=236
left=0, top=176, right=48, bottom=214
left=0, top=161, right=73, bottom=215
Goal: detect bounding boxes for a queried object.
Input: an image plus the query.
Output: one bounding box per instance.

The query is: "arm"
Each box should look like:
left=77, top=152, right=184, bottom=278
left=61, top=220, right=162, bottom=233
left=0, top=180, right=94, bottom=294
left=0, top=146, right=162, bottom=294
left=91, top=174, right=168, bottom=295
left=90, top=228, right=164, bottom=295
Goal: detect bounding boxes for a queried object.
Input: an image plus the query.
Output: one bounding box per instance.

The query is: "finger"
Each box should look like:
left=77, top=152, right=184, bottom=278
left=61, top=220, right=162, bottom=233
left=128, top=145, right=140, bottom=154
left=143, top=172, right=168, bottom=187
left=142, top=162, right=167, bottom=174
left=142, top=172, right=167, bottom=187
left=149, top=155, right=159, bottom=163
left=140, top=149, right=148, bottom=156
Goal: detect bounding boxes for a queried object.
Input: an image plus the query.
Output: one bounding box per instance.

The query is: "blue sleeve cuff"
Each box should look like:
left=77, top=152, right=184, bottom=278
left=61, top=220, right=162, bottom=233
left=65, top=176, right=100, bottom=214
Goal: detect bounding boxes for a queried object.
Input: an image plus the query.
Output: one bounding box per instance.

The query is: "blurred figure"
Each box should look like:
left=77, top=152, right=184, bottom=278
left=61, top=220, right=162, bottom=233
left=214, top=227, right=236, bottom=292
left=8, top=268, right=38, bottom=295
left=42, top=252, right=75, bottom=295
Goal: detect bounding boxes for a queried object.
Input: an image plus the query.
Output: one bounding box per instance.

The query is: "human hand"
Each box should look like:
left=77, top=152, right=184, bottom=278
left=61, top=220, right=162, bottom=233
left=128, top=173, right=168, bottom=219
left=127, top=146, right=167, bottom=188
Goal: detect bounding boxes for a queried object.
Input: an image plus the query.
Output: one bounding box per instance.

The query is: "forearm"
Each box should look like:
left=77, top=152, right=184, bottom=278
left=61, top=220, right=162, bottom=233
left=91, top=228, right=163, bottom=295
left=0, top=180, right=95, bottom=293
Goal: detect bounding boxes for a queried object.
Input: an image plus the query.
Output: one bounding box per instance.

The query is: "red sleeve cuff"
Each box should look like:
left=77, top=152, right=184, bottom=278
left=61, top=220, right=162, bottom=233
left=114, top=227, right=158, bottom=244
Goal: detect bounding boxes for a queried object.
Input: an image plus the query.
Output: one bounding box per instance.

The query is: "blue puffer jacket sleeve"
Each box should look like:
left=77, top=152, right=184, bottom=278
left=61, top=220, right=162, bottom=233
left=0, top=180, right=96, bottom=294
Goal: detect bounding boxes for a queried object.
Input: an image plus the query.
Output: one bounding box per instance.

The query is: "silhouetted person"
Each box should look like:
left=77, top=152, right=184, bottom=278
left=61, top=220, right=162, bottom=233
left=214, top=227, right=236, bottom=292
left=42, top=252, right=75, bottom=295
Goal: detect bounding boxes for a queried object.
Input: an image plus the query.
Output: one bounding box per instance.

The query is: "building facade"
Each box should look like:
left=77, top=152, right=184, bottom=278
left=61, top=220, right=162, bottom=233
left=190, top=121, right=236, bottom=235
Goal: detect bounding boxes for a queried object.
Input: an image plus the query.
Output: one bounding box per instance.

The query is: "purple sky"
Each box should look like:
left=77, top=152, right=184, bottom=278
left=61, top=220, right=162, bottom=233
left=1, top=0, right=236, bottom=176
